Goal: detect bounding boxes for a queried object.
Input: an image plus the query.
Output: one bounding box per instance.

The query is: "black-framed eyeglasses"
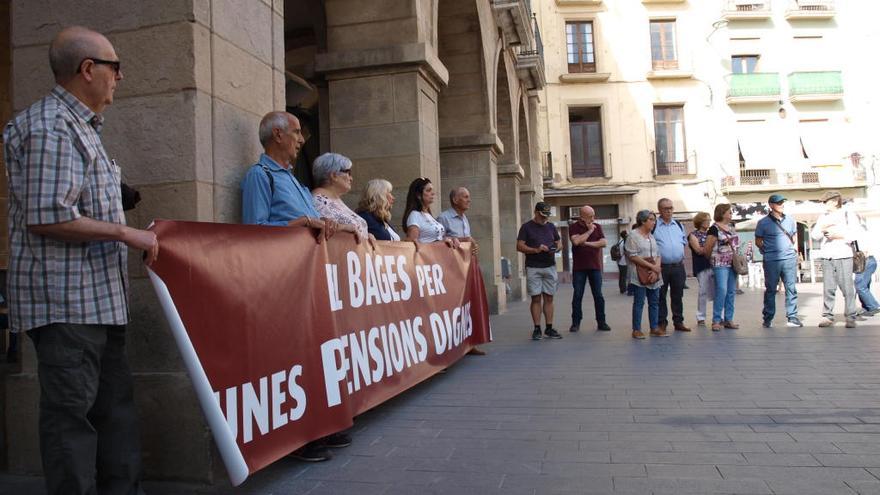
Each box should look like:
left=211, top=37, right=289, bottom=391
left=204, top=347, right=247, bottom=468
left=77, top=58, right=121, bottom=74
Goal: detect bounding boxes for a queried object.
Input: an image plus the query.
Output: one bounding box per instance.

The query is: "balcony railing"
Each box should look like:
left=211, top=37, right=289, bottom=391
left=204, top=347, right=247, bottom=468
left=786, top=0, right=836, bottom=19
left=727, top=72, right=781, bottom=104
left=723, top=0, right=773, bottom=19
left=542, top=151, right=553, bottom=184
left=740, top=168, right=777, bottom=186
left=788, top=71, right=843, bottom=101
left=653, top=151, right=697, bottom=177
left=514, top=13, right=546, bottom=90
left=723, top=166, right=865, bottom=190
left=656, top=161, right=689, bottom=176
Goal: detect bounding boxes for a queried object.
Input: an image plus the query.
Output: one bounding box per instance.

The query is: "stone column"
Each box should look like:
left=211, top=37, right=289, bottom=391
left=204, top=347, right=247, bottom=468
left=315, top=0, right=448, bottom=223
left=440, top=136, right=505, bottom=314
left=6, top=0, right=285, bottom=482
left=497, top=165, right=524, bottom=302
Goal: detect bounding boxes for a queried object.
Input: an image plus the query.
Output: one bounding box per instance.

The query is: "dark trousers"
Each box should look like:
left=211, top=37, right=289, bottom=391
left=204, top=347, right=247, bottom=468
left=572, top=269, right=606, bottom=325
left=659, top=262, right=686, bottom=326
left=28, top=323, right=143, bottom=495
left=618, top=265, right=628, bottom=293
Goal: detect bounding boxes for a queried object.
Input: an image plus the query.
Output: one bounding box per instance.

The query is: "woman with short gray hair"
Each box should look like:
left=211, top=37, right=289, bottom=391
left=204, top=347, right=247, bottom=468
left=311, top=152, right=372, bottom=243
left=626, top=210, right=665, bottom=339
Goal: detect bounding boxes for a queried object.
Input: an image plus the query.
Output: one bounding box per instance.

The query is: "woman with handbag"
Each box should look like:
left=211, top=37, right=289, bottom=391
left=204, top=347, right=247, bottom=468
left=702, top=204, right=740, bottom=331
left=625, top=210, right=665, bottom=339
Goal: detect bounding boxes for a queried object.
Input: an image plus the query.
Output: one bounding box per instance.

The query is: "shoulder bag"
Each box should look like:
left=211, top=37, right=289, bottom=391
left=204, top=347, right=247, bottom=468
left=719, top=224, right=749, bottom=275
left=852, top=240, right=867, bottom=274
left=636, top=236, right=659, bottom=285
left=846, top=212, right=867, bottom=274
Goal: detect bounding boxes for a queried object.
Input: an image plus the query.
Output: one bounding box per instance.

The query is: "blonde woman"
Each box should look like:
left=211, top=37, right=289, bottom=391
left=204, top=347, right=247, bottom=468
left=356, top=179, right=401, bottom=241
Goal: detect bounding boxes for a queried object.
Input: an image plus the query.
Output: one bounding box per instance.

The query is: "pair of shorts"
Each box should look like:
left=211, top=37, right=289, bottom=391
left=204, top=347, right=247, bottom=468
left=526, top=266, right=558, bottom=296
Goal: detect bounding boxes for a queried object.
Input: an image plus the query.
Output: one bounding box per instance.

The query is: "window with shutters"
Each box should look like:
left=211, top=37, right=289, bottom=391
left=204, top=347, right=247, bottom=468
left=650, top=20, right=678, bottom=70
left=566, top=21, right=596, bottom=73
left=653, top=106, right=688, bottom=175
left=569, top=107, right=604, bottom=178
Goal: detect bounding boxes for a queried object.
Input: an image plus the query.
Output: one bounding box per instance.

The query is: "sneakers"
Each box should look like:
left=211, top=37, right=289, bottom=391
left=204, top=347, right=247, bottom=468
left=818, top=318, right=834, bottom=328
left=544, top=328, right=563, bottom=339
left=762, top=319, right=772, bottom=328
left=786, top=317, right=803, bottom=328
left=290, top=443, right=332, bottom=462
left=321, top=432, right=352, bottom=449
left=597, top=322, right=611, bottom=331
left=531, top=327, right=543, bottom=340
left=865, top=308, right=880, bottom=317
left=846, top=319, right=857, bottom=328
left=632, top=330, right=646, bottom=340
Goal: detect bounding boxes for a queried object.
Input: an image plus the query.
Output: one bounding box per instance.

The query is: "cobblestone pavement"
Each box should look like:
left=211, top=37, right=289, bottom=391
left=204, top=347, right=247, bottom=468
left=4, top=281, right=880, bottom=494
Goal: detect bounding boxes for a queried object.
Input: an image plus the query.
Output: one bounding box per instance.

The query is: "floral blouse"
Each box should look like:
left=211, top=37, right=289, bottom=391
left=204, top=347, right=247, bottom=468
left=312, top=193, right=368, bottom=239
left=707, top=224, right=739, bottom=268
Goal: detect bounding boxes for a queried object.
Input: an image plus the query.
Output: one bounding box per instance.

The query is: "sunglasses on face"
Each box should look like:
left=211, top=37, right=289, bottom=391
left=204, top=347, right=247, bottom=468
left=77, top=57, right=121, bottom=74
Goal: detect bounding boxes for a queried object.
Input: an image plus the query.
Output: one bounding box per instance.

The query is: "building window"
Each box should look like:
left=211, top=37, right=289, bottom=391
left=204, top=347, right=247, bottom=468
left=569, top=107, right=604, bottom=178
left=653, top=106, right=687, bottom=175
left=650, top=20, right=678, bottom=70
left=566, top=21, right=596, bottom=73
left=732, top=55, right=759, bottom=74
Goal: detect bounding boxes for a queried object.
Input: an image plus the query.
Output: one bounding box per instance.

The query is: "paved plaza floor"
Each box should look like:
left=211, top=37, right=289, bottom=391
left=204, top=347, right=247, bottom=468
left=4, top=281, right=880, bottom=494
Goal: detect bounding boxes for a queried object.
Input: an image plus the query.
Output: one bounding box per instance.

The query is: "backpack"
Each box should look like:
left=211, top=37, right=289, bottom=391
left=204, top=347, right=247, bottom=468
left=610, top=240, right=622, bottom=261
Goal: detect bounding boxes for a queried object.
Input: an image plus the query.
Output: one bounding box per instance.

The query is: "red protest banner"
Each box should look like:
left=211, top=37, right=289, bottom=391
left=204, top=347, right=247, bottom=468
left=147, top=220, right=491, bottom=485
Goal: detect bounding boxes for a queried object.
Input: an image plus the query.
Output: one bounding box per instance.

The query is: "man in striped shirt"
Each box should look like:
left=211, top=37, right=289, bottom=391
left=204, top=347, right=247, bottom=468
left=4, top=26, right=158, bottom=494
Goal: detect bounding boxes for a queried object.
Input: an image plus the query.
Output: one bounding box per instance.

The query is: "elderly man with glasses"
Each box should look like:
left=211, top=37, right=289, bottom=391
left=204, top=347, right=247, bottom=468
left=4, top=26, right=159, bottom=494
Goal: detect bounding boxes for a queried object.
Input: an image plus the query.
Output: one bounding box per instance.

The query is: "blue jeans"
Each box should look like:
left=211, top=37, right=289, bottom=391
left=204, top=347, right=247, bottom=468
left=855, top=256, right=880, bottom=312
left=762, top=257, right=799, bottom=322
left=712, top=266, right=737, bottom=323
left=631, top=285, right=659, bottom=331
left=572, top=269, right=606, bottom=325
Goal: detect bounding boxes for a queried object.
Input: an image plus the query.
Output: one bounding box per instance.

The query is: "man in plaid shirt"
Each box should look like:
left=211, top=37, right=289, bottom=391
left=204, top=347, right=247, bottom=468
left=3, top=26, right=158, bottom=495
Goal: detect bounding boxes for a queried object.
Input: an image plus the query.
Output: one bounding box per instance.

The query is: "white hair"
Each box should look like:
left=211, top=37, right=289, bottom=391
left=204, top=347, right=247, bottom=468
left=312, top=153, right=352, bottom=186
left=258, top=112, right=290, bottom=148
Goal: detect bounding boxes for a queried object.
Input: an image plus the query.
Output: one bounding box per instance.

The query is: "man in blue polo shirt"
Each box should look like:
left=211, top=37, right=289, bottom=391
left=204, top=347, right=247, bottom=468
left=241, top=111, right=347, bottom=462
left=755, top=194, right=802, bottom=328
left=654, top=198, right=690, bottom=332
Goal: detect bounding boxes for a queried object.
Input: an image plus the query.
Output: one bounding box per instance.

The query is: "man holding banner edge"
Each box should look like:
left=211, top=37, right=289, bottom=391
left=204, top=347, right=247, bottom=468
left=241, top=111, right=350, bottom=462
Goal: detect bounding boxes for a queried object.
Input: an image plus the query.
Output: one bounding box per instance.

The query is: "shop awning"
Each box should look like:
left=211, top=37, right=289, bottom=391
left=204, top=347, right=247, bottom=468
left=736, top=121, right=804, bottom=171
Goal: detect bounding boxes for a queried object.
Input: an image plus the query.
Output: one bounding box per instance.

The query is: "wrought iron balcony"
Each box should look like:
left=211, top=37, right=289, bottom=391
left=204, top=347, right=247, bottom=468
left=514, top=13, right=546, bottom=90
left=785, top=0, right=835, bottom=20
left=722, top=0, right=773, bottom=20
left=490, top=1, right=545, bottom=89
left=788, top=71, right=843, bottom=102
left=542, top=152, right=554, bottom=185
left=726, top=73, right=781, bottom=104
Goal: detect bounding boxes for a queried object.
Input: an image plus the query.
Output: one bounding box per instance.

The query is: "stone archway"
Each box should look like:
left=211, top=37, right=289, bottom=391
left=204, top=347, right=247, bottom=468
left=496, top=50, right=525, bottom=304
left=437, top=0, right=505, bottom=313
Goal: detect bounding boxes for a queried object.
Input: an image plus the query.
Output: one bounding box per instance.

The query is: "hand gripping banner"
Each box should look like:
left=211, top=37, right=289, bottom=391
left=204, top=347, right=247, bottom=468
left=146, top=220, right=492, bottom=485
